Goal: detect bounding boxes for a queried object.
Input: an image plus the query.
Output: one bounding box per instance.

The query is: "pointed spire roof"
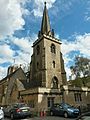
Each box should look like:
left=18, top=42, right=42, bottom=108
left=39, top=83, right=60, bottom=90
left=38, top=2, right=54, bottom=38
left=41, top=2, right=51, bottom=35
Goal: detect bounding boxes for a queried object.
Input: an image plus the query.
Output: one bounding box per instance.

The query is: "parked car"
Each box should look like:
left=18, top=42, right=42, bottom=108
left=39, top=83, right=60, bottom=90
left=4, top=103, right=32, bottom=119
left=0, top=107, right=4, bottom=120
left=76, top=112, right=90, bottom=120
left=50, top=103, right=80, bottom=118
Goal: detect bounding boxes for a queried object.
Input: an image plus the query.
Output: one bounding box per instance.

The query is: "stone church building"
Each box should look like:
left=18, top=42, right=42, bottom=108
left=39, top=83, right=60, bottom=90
left=0, top=2, right=90, bottom=114
left=19, top=3, right=90, bottom=113
left=19, top=2, right=67, bottom=113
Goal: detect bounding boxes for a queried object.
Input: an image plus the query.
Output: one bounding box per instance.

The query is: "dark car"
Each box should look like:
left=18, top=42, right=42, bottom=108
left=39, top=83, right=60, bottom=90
left=76, top=112, right=90, bottom=120
left=4, top=103, right=32, bottom=119
left=50, top=103, right=80, bottom=118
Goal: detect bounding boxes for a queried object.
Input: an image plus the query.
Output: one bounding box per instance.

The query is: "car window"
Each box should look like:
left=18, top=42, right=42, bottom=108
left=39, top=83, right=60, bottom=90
left=55, top=106, right=60, bottom=110
left=54, top=104, right=60, bottom=107
left=13, top=103, right=28, bottom=108
left=62, top=103, right=72, bottom=108
left=13, top=104, right=18, bottom=108
left=59, top=105, right=63, bottom=109
left=18, top=103, right=28, bottom=107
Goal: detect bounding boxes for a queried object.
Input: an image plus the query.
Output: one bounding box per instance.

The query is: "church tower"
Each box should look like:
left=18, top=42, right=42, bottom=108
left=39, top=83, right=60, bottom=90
left=30, top=2, right=67, bottom=88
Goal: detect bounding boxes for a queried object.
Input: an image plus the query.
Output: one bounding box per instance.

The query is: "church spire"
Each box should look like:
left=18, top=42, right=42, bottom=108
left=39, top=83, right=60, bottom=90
left=38, top=2, right=54, bottom=38
left=41, top=2, right=50, bottom=34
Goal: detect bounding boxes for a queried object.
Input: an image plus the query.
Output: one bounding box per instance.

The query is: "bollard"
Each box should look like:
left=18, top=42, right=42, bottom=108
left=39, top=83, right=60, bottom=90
left=43, top=110, right=46, bottom=116
left=40, top=111, right=43, bottom=117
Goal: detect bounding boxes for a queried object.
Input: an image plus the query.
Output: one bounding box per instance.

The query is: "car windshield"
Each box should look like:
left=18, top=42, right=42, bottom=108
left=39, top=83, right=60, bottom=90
left=62, top=103, right=72, bottom=108
left=13, top=103, right=28, bottom=108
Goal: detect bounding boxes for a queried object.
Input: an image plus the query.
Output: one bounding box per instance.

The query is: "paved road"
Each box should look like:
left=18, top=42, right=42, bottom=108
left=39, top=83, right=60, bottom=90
left=4, top=116, right=76, bottom=120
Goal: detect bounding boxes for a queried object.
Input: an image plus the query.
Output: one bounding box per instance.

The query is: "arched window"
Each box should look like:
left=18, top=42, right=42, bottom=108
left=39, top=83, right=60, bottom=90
left=51, top=76, right=58, bottom=89
left=53, top=61, right=55, bottom=68
left=51, top=44, right=56, bottom=54
left=37, top=45, right=40, bottom=55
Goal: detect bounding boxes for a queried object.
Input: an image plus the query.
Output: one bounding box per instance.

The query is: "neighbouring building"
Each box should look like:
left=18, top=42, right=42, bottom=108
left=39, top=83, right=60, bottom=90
left=61, top=85, right=90, bottom=112
left=0, top=65, right=29, bottom=105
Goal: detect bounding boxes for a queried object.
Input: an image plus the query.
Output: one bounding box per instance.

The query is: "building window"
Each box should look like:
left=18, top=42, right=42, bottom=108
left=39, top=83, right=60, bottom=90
left=37, top=45, right=40, bottom=55
left=53, top=61, right=55, bottom=68
left=51, top=44, right=56, bottom=54
left=37, top=62, right=39, bottom=69
left=51, top=76, right=58, bottom=89
left=47, top=97, right=54, bottom=107
left=74, top=93, right=82, bottom=102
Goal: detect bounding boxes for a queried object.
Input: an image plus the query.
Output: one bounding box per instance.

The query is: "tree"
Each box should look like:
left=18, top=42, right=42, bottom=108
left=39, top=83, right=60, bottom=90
left=70, top=56, right=90, bottom=79
left=68, top=76, right=90, bottom=87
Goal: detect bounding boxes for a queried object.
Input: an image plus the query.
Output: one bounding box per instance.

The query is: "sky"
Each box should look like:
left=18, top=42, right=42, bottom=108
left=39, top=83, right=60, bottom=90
left=0, top=0, right=90, bottom=80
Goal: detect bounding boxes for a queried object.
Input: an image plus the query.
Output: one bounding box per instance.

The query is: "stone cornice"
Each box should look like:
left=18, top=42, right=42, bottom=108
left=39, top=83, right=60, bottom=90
left=33, top=34, right=62, bottom=47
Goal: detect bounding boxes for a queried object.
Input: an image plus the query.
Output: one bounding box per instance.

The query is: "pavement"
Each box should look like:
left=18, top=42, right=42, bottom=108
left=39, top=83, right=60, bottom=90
left=4, top=116, right=76, bottom=120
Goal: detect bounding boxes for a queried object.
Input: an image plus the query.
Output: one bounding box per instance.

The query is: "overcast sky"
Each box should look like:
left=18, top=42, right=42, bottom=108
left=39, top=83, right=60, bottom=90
left=0, top=0, right=90, bottom=80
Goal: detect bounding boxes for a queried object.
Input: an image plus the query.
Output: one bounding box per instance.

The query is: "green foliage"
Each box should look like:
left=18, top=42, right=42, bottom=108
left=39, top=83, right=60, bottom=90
left=70, top=78, right=83, bottom=87
left=70, top=56, right=90, bottom=78
left=69, top=76, right=90, bottom=87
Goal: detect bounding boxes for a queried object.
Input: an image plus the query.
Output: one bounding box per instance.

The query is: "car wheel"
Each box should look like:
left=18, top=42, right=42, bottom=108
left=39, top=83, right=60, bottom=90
left=64, top=112, right=68, bottom=118
left=10, top=113, right=14, bottom=120
left=50, top=111, right=54, bottom=116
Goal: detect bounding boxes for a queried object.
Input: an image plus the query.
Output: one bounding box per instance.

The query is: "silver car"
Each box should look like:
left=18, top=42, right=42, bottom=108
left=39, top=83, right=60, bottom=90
left=0, top=107, right=4, bottom=120
left=4, top=103, right=32, bottom=119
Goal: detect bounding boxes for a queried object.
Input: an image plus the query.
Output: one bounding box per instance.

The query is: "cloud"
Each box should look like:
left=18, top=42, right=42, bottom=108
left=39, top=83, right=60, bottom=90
left=0, top=44, right=14, bottom=58
left=50, top=0, right=76, bottom=19
left=31, top=0, right=56, bottom=17
left=76, top=34, right=90, bottom=56
left=62, top=33, right=90, bottom=56
left=0, top=66, right=7, bottom=80
left=84, top=0, right=90, bottom=21
left=14, top=51, right=31, bottom=65
left=10, top=36, right=34, bottom=64
left=1, top=33, right=90, bottom=80
left=61, top=33, right=90, bottom=80
left=0, top=0, right=26, bottom=39
left=0, top=29, right=37, bottom=79
left=13, top=37, right=32, bottom=53
left=0, top=0, right=90, bottom=81
left=0, top=36, right=34, bottom=80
